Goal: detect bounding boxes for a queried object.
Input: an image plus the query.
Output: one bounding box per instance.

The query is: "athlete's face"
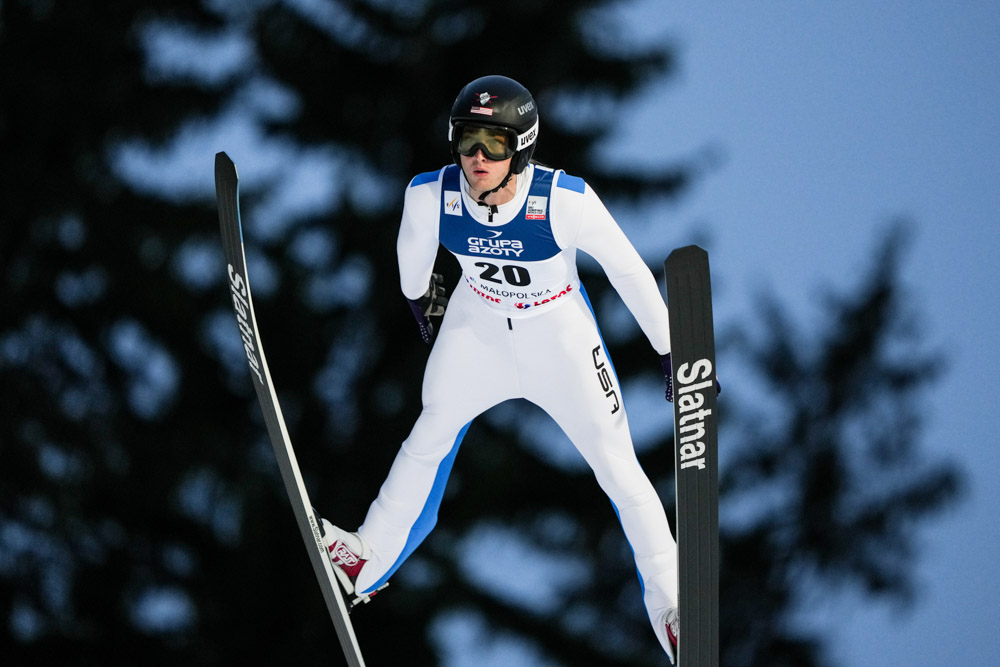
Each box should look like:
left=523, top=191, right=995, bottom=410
left=460, top=149, right=513, bottom=195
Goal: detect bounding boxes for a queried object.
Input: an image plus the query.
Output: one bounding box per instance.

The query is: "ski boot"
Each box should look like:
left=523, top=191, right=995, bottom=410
left=319, top=518, right=386, bottom=609
left=663, top=607, right=679, bottom=663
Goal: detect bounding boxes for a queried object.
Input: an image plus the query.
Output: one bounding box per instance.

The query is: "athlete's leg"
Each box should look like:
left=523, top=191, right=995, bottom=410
left=356, top=290, right=517, bottom=593
left=517, top=292, right=677, bottom=644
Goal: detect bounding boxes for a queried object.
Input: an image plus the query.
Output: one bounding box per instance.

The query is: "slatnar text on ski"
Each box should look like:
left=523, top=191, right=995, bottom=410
left=228, top=264, right=265, bottom=386
left=675, top=359, right=714, bottom=471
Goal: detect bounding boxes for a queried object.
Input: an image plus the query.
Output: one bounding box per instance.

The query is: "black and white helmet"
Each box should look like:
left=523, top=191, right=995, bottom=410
left=448, top=75, right=539, bottom=174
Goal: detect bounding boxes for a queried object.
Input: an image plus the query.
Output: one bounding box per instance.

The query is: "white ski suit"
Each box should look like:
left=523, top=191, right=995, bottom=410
left=355, top=162, right=678, bottom=655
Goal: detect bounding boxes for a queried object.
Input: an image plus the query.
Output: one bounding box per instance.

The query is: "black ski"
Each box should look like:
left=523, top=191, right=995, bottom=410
left=664, top=246, right=720, bottom=667
left=215, top=151, right=366, bottom=666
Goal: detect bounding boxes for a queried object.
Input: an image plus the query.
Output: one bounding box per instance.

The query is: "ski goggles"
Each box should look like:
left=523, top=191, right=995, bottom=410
left=452, top=124, right=518, bottom=161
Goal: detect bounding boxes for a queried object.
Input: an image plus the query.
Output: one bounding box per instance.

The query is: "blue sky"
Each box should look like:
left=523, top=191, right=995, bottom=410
left=610, top=2, right=999, bottom=664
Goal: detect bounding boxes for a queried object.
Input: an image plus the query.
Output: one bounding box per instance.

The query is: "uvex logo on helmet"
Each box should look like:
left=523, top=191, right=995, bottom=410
left=518, top=126, right=537, bottom=149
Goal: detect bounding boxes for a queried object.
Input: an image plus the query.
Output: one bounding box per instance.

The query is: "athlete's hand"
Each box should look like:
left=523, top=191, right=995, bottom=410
left=407, top=273, right=449, bottom=344
left=660, top=354, right=674, bottom=402
left=420, top=273, right=448, bottom=318
left=660, top=353, right=721, bottom=403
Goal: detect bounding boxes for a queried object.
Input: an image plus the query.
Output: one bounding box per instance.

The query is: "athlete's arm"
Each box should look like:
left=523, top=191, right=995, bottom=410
left=397, top=173, right=443, bottom=301
left=570, top=185, right=671, bottom=355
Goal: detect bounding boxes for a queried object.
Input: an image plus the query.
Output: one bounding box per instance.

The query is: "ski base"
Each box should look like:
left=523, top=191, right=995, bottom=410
left=215, top=151, right=367, bottom=667
left=665, top=246, right=720, bottom=667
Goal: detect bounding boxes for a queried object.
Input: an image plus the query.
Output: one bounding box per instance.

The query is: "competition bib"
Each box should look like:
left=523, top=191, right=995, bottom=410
left=438, top=165, right=580, bottom=315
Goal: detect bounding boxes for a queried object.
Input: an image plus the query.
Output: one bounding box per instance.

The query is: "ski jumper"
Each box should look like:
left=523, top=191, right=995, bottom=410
left=357, top=163, right=678, bottom=652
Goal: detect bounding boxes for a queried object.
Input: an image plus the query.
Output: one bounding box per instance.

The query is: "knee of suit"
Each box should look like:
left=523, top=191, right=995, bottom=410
left=399, top=434, right=459, bottom=464
left=401, top=413, right=468, bottom=459
left=594, top=464, right=659, bottom=506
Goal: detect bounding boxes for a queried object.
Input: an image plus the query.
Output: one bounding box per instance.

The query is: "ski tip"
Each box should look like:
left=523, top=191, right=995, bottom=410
left=667, top=245, right=707, bottom=261
left=214, top=152, right=238, bottom=185
left=665, top=245, right=709, bottom=273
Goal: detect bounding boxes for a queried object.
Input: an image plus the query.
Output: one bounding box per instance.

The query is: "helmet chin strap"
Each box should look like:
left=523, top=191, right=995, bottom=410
left=474, top=166, right=514, bottom=223
left=476, top=166, right=513, bottom=204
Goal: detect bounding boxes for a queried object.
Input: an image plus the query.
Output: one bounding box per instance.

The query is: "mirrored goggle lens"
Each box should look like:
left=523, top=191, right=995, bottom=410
left=455, top=125, right=515, bottom=160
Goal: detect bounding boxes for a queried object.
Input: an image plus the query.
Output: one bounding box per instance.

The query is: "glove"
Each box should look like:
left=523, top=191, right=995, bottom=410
left=660, top=353, right=674, bottom=402
left=406, top=273, right=449, bottom=344
left=660, top=352, right=721, bottom=403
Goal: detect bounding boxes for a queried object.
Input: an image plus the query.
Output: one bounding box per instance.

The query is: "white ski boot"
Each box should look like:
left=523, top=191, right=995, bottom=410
left=663, top=607, right=679, bottom=664
left=319, top=518, right=385, bottom=608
